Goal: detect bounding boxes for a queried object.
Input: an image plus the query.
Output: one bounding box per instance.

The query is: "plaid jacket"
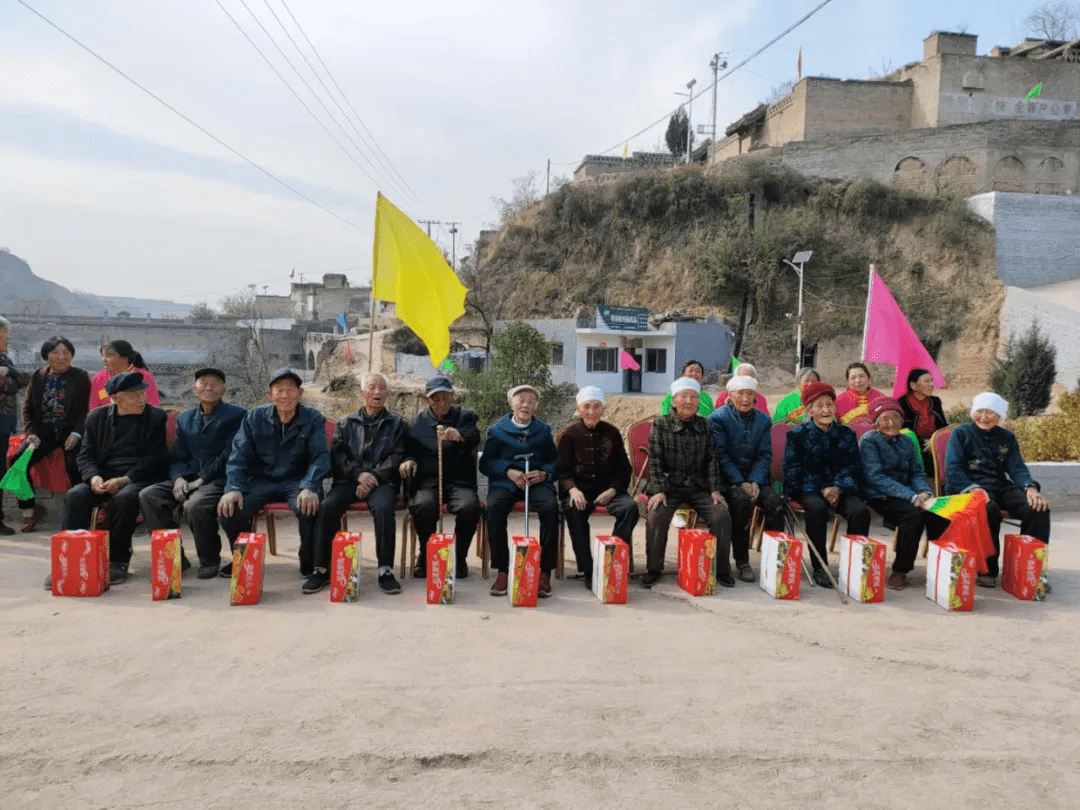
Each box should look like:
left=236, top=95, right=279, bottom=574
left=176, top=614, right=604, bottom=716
left=645, top=412, right=721, bottom=496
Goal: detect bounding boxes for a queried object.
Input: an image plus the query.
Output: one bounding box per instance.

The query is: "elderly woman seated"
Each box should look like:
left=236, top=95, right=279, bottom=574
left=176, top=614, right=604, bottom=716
left=772, top=366, right=819, bottom=425
left=714, top=363, right=770, bottom=416
left=835, top=362, right=885, bottom=425
left=945, top=392, right=1051, bottom=589
left=479, top=384, right=559, bottom=599
left=859, top=397, right=948, bottom=590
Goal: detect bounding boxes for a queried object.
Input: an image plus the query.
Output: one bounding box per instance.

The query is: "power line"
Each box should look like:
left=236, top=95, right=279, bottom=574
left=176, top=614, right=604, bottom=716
left=14, top=0, right=368, bottom=234
left=277, top=0, right=425, bottom=212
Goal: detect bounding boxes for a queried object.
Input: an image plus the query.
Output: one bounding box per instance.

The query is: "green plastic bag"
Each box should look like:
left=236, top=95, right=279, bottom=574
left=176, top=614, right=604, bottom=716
left=0, top=447, right=35, bottom=501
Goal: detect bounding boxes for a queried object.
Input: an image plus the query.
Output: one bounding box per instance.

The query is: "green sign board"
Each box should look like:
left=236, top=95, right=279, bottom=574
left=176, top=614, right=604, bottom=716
left=598, top=305, right=648, bottom=332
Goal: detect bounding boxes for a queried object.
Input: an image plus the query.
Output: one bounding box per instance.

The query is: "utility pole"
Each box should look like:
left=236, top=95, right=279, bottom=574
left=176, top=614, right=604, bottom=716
left=709, top=53, right=727, bottom=164
left=546, top=159, right=550, bottom=195
left=685, top=78, right=697, bottom=164
left=418, top=219, right=441, bottom=237
left=447, top=222, right=460, bottom=269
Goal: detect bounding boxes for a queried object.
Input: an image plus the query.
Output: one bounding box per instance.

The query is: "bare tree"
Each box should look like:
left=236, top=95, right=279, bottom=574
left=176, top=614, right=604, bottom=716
left=457, top=243, right=514, bottom=354
left=763, top=79, right=796, bottom=105
left=189, top=301, right=217, bottom=322
left=491, top=170, right=542, bottom=223
left=219, top=288, right=258, bottom=319
left=1024, top=2, right=1079, bottom=39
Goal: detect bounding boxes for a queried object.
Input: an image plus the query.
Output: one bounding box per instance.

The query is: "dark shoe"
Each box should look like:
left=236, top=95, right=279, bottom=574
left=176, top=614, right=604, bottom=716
left=412, top=562, right=425, bottom=579
left=641, top=571, right=661, bottom=588
left=538, top=572, right=552, bottom=598
left=197, top=563, right=219, bottom=580
left=21, top=505, right=46, bottom=533
left=887, top=572, right=907, bottom=590
left=812, top=568, right=834, bottom=589
left=110, top=563, right=129, bottom=585
left=302, top=571, right=329, bottom=595
left=378, top=571, right=402, bottom=594
left=219, top=562, right=233, bottom=579
left=976, top=574, right=997, bottom=588
left=490, top=571, right=508, bottom=596
left=181, top=554, right=192, bottom=573
left=582, top=570, right=593, bottom=589
left=1044, top=581, right=1053, bottom=595
left=43, top=572, right=52, bottom=590
left=0, top=521, right=15, bottom=536
left=456, top=561, right=469, bottom=579
left=717, top=572, right=736, bottom=588
left=736, top=562, right=755, bottom=582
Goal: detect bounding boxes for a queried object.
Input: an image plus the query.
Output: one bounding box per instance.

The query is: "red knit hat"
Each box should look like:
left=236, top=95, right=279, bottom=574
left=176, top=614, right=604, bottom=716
left=800, top=380, right=836, bottom=407
left=868, top=396, right=903, bottom=424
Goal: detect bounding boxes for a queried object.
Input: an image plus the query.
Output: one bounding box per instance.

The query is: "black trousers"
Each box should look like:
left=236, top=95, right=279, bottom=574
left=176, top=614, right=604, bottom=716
left=562, top=491, right=638, bottom=576
left=409, top=483, right=480, bottom=567
left=62, top=482, right=146, bottom=565
left=644, top=488, right=732, bottom=576
left=314, top=482, right=397, bottom=571
left=866, top=496, right=949, bottom=574
left=486, top=484, right=559, bottom=575
left=796, top=492, right=871, bottom=570
left=219, top=480, right=321, bottom=573
left=13, top=432, right=81, bottom=510
left=984, top=487, right=1051, bottom=577
left=140, top=481, right=226, bottom=566
left=725, top=484, right=785, bottom=566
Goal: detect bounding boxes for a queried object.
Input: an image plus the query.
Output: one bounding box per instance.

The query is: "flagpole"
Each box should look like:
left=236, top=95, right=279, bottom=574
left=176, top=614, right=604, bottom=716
left=369, top=192, right=381, bottom=373
left=861, top=264, right=874, bottom=361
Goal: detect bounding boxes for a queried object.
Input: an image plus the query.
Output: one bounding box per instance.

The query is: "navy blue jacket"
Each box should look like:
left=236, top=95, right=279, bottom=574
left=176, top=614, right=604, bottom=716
left=708, top=403, right=772, bottom=487
left=404, top=405, right=480, bottom=492
left=479, top=413, right=557, bottom=495
left=169, top=401, right=247, bottom=485
left=859, top=429, right=932, bottom=501
left=330, top=407, right=407, bottom=487
left=225, top=403, right=329, bottom=494
left=782, top=420, right=862, bottom=497
left=945, top=422, right=1037, bottom=495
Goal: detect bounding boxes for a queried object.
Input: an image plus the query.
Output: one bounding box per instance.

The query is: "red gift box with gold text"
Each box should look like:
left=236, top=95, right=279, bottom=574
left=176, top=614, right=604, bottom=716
left=51, top=530, right=109, bottom=597
left=150, top=529, right=183, bottom=601
left=591, top=535, right=628, bottom=604
left=230, top=532, right=266, bottom=606
left=426, top=533, right=455, bottom=604
left=677, top=528, right=716, bottom=596
left=1002, top=534, right=1049, bottom=601
left=509, top=535, right=540, bottom=607
left=329, top=532, right=362, bottom=603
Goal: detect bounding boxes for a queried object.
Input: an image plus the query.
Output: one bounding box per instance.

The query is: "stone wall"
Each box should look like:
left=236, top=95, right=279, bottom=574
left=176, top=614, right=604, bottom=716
left=968, top=193, right=1080, bottom=287
left=1000, top=286, right=1080, bottom=386
left=803, top=79, right=913, bottom=140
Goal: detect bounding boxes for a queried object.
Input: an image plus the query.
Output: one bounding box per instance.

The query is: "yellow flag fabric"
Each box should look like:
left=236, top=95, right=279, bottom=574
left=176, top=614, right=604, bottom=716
left=622, top=143, right=628, bottom=160
left=372, top=193, right=468, bottom=365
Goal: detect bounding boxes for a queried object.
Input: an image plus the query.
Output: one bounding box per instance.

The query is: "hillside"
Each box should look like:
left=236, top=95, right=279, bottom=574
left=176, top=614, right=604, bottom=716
left=474, top=162, right=1001, bottom=386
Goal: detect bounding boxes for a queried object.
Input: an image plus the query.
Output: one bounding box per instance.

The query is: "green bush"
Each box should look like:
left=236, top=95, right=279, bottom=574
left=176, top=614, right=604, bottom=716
left=1011, top=390, right=1080, bottom=461
left=989, top=321, right=1056, bottom=417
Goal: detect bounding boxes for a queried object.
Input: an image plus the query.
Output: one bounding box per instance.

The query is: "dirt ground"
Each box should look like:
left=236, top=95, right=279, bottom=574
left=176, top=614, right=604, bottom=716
left=2, top=494, right=1078, bottom=810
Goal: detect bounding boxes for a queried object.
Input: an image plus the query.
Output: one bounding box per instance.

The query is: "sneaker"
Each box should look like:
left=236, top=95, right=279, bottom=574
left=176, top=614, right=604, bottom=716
left=641, top=571, right=661, bottom=588
left=736, top=562, right=756, bottom=583
left=302, top=571, right=329, bottom=595
left=717, top=572, right=736, bottom=588
left=976, top=574, right=997, bottom=588
left=21, top=505, right=46, bottom=533
left=43, top=572, right=52, bottom=590
left=109, top=563, right=129, bottom=585
left=490, top=571, right=508, bottom=596
left=812, top=568, right=834, bottom=589
left=456, top=561, right=469, bottom=579
left=219, top=562, right=233, bottom=579
left=538, top=572, right=552, bottom=598
left=887, top=572, right=907, bottom=590
left=412, top=562, right=425, bottom=579
left=378, top=571, right=402, bottom=594
left=197, top=564, right=220, bottom=580
left=0, top=521, right=14, bottom=536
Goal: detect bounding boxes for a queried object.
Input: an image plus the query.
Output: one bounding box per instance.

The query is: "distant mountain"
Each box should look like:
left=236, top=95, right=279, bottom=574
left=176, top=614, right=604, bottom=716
left=0, top=250, right=189, bottom=318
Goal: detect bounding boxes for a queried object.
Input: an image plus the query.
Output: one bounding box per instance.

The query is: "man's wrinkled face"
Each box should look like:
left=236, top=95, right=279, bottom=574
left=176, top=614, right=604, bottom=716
left=112, top=389, right=146, bottom=413
left=732, top=388, right=755, bottom=413
left=269, top=380, right=301, bottom=413
left=363, top=375, right=388, bottom=412
left=428, top=390, right=452, bottom=419
left=672, top=390, right=699, bottom=420
left=973, top=408, right=1000, bottom=432
left=194, top=375, right=225, bottom=407
left=577, top=400, right=604, bottom=429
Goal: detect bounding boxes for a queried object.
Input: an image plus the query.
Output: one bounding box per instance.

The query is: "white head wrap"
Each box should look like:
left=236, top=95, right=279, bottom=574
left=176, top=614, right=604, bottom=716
left=727, top=375, right=757, bottom=392
left=971, top=392, right=1008, bottom=420
left=670, top=377, right=701, bottom=396
left=575, top=386, right=605, bottom=405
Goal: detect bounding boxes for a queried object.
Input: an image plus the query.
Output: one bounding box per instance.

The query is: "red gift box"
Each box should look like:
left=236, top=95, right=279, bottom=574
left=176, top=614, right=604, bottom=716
left=677, top=528, right=716, bottom=596
left=51, top=530, right=109, bottom=597
left=150, top=529, right=183, bottom=601
left=229, top=533, right=266, bottom=606
left=926, top=540, right=976, bottom=611
left=426, top=533, right=456, bottom=605
left=591, top=535, right=628, bottom=604
left=1002, top=534, right=1049, bottom=601
left=758, top=531, right=802, bottom=600
left=838, top=534, right=887, bottom=603
left=509, top=535, right=540, bottom=607
left=329, top=532, right=362, bottom=603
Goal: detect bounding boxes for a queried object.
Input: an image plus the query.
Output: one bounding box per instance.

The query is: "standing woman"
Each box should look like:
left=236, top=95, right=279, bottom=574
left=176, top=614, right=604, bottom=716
left=89, top=340, right=160, bottom=410
left=0, top=316, right=30, bottom=534
left=835, top=362, right=884, bottom=425
left=660, top=359, right=714, bottom=417
left=898, top=367, right=947, bottom=477
left=17, top=337, right=91, bottom=531
left=772, top=366, right=820, bottom=425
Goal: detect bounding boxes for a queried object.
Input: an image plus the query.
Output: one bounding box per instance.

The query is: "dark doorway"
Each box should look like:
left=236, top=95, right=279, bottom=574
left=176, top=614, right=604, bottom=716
left=623, top=349, right=642, bottom=393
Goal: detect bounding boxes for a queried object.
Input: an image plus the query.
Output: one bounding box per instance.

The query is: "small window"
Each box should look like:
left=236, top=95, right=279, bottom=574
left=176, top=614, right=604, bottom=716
left=551, top=341, right=564, bottom=366
left=645, top=348, right=667, bottom=374
left=586, top=347, right=617, bottom=373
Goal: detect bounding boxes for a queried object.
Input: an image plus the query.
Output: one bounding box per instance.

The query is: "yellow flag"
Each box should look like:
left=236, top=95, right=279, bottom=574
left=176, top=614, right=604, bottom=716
left=372, top=193, right=468, bottom=365
left=622, top=143, right=628, bottom=160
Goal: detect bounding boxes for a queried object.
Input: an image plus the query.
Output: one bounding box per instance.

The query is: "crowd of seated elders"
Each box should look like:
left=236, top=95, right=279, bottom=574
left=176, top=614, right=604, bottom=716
left=0, top=330, right=1049, bottom=598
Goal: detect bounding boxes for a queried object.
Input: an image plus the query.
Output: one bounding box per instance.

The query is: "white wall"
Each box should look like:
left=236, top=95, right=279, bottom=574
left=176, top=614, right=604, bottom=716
left=1000, top=286, right=1080, bottom=386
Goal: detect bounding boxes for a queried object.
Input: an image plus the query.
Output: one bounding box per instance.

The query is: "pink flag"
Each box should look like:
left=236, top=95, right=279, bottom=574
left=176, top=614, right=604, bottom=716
left=862, top=266, right=947, bottom=398
left=618, top=350, right=640, bottom=371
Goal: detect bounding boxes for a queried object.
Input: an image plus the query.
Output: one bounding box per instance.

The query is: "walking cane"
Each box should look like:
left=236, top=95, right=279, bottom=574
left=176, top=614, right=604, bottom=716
left=785, top=502, right=848, bottom=605
left=436, top=425, right=445, bottom=535
left=514, top=452, right=534, bottom=537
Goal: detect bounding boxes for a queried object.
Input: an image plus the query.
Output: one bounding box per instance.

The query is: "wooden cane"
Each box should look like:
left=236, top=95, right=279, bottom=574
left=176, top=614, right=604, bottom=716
left=436, top=424, right=445, bottom=535
left=785, top=502, right=848, bottom=605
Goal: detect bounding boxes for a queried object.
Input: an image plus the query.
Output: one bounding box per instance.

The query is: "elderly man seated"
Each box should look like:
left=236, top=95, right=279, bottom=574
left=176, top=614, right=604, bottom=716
left=556, top=386, right=638, bottom=586
left=480, top=384, right=559, bottom=599
left=642, top=377, right=733, bottom=589
left=46, top=371, right=169, bottom=587
left=945, top=392, right=1051, bottom=589
left=708, top=375, right=783, bottom=582
left=218, top=368, right=329, bottom=580
left=139, top=368, right=246, bottom=579
left=303, top=372, right=406, bottom=595
left=401, top=375, right=481, bottom=579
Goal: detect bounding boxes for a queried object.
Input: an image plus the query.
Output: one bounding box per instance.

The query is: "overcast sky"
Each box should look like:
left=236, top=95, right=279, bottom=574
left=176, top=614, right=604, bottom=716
left=1, top=0, right=1038, bottom=305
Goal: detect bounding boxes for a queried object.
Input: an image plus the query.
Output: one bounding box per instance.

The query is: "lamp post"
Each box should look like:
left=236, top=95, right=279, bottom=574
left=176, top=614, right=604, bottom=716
left=684, top=78, right=697, bottom=163
left=782, top=250, right=813, bottom=377
left=708, top=53, right=727, bottom=164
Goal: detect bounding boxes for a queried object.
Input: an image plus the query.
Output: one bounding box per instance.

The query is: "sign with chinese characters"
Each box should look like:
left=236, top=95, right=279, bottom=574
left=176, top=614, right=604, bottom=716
left=941, top=93, right=1079, bottom=122
left=597, top=305, right=648, bottom=331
